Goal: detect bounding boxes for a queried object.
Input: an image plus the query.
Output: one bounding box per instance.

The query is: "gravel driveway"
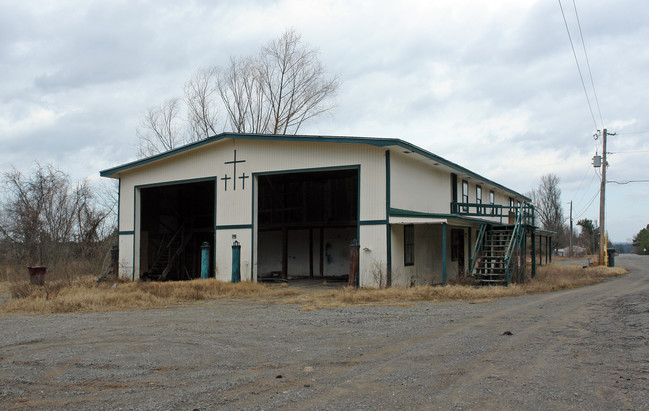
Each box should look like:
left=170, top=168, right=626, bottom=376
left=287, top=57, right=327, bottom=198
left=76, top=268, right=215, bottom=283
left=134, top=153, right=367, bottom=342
left=1, top=255, right=648, bottom=410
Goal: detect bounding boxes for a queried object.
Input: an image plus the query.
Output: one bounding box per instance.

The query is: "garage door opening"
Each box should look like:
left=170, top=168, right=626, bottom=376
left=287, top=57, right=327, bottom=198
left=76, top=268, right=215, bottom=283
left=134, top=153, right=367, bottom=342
left=257, top=169, right=358, bottom=283
left=139, top=180, right=215, bottom=281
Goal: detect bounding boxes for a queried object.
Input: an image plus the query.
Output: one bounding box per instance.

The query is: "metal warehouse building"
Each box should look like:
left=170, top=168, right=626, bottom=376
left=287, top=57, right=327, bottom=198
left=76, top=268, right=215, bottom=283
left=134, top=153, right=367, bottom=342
left=101, top=133, right=552, bottom=287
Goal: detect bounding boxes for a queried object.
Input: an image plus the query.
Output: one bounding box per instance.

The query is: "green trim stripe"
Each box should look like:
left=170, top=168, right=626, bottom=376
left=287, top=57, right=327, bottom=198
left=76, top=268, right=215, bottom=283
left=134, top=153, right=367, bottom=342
left=360, top=220, right=387, bottom=226
left=216, top=224, right=253, bottom=230
left=389, top=207, right=506, bottom=225
left=134, top=176, right=217, bottom=189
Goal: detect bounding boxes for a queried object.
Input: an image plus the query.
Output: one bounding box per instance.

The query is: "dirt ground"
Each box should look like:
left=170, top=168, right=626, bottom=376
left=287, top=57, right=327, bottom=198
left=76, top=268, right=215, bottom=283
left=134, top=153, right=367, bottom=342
left=1, top=255, right=648, bottom=410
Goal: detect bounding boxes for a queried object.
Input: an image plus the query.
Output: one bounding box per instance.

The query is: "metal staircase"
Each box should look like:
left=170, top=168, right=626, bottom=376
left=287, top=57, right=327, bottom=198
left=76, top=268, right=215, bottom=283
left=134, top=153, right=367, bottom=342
left=472, top=225, right=512, bottom=285
left=470, top=204, right=533, bottom=285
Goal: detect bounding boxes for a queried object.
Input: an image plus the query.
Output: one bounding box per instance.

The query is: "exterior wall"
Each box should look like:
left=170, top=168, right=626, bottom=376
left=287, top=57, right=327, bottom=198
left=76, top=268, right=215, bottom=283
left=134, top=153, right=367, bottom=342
left=115, top=138, right=388, bottom=282
left=390, top=223, right=472, bottom=286
left=359, top=224, right=388, bottom=287
left=390, top=152, right=450, bottom=214
left=453, top=176, right=528, bottom=224
left=111, top=135, right=527, bottom=284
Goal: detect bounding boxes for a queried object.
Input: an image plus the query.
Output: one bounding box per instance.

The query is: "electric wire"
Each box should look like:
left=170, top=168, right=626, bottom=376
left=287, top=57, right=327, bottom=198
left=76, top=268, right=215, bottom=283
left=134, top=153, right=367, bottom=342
left=607, top=179, right=649, bottom=184
left=574, top=171, right=598, bottom=206
left=574, top=188, right=599, bottom=220
left=572, top=0, right=604, bottom=128
left=616, top=130, right=649, bottom=135
left=574, top=163, right=592, bottom=193
left=558, top=0, right=599, bottom=131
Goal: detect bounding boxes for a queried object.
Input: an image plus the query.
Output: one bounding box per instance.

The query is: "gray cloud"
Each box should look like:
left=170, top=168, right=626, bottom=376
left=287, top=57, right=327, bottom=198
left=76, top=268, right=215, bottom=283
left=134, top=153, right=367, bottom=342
left=1, top=0, right=648, bottom=241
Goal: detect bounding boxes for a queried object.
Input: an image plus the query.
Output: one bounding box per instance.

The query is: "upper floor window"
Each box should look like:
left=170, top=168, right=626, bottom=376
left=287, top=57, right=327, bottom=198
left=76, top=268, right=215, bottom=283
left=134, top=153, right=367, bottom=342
left=489, top=190, right=495, bottom=214
left=462, top=180, right=469, bottom=212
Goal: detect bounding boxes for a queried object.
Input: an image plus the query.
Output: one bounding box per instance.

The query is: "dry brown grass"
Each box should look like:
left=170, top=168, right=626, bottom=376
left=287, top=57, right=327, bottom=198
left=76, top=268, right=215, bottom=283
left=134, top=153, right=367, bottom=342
left=0, top=278, right=299, bottom=314
left=0, top=264, right=628, bottom=314
left=526, top=263, right=627, bottom=292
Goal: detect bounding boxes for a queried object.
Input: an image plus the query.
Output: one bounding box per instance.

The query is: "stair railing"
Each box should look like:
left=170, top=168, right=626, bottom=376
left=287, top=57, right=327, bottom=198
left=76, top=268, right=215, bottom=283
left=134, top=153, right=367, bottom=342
left=469, top=224, right=487, bottom=275
left=504, top=202, right=533, bottom=284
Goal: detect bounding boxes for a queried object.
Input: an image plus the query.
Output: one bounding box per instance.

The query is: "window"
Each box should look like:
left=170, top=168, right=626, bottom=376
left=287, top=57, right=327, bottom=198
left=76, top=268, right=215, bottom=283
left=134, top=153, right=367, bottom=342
left=476, top=186, right=482, bottom=214
left=404, top=225, right=414, bottom=266
left=489, top=190, right=495, bottom=215
left=462, top=180, right=469, bottom=212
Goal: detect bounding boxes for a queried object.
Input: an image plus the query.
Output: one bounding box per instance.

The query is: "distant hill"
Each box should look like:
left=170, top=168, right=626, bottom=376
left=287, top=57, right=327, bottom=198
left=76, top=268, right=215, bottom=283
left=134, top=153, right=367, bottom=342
left=612, top=242, right=633, bottom=253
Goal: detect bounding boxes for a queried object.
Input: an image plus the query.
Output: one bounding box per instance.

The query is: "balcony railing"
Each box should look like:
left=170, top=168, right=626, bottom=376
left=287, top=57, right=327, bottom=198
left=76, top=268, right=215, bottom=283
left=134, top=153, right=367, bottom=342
left=450, top=202, right=535, bottom=226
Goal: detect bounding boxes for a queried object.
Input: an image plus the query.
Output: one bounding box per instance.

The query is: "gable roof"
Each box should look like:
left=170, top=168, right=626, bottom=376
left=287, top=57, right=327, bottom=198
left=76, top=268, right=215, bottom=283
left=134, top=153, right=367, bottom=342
left=100, top=132, right=530, bottom=201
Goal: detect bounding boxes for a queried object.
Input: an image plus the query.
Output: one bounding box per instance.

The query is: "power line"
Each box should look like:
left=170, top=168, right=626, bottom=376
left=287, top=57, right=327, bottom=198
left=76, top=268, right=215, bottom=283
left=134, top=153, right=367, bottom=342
left=574, top=171, right=598, bottom=206
left=574, top=188, right=599, bottom=220
left=609, top=150, right=649, bottom=154
left=572, top=0, right=604, bottom=127
left=616, top=130, right=649, bottom=135
left=558, top=0, right=599, bottom=130
left=608, top=179, right=649, bottom=184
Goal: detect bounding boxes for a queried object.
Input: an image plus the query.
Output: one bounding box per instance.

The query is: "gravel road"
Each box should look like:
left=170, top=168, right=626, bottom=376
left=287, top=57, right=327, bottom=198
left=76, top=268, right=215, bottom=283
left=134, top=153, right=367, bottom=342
left=1, top=254, right=648, bottom=410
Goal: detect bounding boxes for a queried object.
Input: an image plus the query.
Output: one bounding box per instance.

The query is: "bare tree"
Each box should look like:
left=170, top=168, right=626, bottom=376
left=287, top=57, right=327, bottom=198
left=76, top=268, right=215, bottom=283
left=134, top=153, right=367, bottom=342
left=218, top=56, right=269, bottom=133
left=0, top=164, right=115, bottom=267
left=530, top=173, right=566, bottom=247
left=136, top=29, right=340, bottom=157
left=136, top=98, right=184, bottom=157
left=185, top=68, right=220, bottom=140
left=258, top=29, right=340, bottom=134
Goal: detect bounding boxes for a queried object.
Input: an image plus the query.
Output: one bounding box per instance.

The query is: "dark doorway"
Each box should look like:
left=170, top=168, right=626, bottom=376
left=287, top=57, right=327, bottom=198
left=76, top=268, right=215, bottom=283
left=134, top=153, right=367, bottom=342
left=139, top=180, right=215, bottom=281
left=451, top=228, right=465, bottom=274
left=256, top=169, right=358, bottom=282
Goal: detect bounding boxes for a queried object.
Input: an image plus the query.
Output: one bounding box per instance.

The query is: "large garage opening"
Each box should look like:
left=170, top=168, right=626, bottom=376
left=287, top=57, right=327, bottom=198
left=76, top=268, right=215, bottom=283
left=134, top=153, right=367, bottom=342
left=257, top=169, right=358, bottom=283
left=139, top=180, right=215, bottom=281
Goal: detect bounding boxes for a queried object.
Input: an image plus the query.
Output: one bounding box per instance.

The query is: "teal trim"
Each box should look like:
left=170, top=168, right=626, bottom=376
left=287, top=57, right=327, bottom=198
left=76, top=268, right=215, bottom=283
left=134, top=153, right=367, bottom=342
left=389, top=208, right=504, bottom=225
left=442, top=222, right=447, bottom=285
left=118, top=231, right=135, bottom=235
left=252, top=165, right=361, bottom=283
left=360, top=220, right=387, bottom=225
left=100, top=132, right=529, bottom=201
left=251, top=175, right=255, bottom=282
left=132, top=187, right=136, bottom=281
left=134, top=176, right=217, bottom=189
left=133, top=176, right=218, bottom=282
left=216, top=224, right=253, bottom=230
left=255, top=164, right=360, bottom=177
left=218, top=177, right=219, bottom=279
left=357, top=166, right=361, bottom=249
left=385, top=150, right=392, bottom=286
left=117, top=178, right=121, bottom=236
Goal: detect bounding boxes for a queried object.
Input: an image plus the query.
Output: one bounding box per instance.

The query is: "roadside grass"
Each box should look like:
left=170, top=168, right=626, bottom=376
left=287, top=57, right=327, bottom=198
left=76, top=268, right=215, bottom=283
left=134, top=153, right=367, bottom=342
left=0, top=278, right=300, bottom=314
left=0, top=264, right=628, bottom=314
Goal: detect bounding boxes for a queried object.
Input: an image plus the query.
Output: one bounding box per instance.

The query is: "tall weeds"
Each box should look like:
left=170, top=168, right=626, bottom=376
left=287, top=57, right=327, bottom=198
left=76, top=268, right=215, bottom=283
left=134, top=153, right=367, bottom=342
left=0, top=264, right=627, bottom=314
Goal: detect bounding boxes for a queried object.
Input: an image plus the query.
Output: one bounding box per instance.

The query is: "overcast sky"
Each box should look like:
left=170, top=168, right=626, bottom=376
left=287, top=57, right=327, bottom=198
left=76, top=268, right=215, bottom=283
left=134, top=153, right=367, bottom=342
left=1, top=0, right=647, bottom=242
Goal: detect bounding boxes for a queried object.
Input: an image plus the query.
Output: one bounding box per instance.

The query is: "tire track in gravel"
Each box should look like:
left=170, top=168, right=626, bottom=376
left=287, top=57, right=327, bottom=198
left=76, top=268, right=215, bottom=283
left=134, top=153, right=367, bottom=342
left=293, top=256, right=649, bottom=409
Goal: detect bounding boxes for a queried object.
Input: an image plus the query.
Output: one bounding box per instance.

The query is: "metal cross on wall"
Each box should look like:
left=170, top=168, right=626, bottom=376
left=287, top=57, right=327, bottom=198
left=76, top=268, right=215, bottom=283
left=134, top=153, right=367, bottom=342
left=221, top=174, right=231, bottom=191
left=224, top=150, right=247, bottom=191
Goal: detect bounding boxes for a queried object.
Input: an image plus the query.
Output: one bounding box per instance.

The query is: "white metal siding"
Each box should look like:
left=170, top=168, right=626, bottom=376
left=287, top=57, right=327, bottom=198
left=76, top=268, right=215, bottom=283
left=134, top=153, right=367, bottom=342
left=390, top=152, right=450, bottom=214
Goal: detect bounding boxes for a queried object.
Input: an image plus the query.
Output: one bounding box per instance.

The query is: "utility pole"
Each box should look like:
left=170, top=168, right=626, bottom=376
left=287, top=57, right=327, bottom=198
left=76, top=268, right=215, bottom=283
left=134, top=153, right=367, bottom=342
left=569, top=200, right=573, bottom=257
left=598, top=128, right=615, bottom=265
